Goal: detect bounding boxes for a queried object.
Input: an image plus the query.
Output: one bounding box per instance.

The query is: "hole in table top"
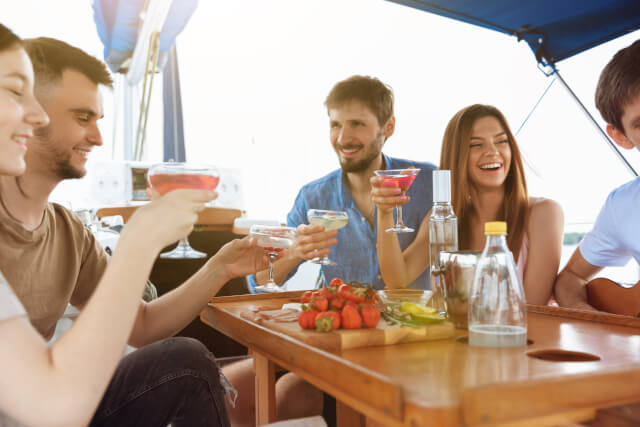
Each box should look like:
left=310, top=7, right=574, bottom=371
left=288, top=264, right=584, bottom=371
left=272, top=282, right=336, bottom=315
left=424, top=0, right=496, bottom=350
left=456, top=336, right=533, bottom=345
left=526, top=349, right=600, bottom=362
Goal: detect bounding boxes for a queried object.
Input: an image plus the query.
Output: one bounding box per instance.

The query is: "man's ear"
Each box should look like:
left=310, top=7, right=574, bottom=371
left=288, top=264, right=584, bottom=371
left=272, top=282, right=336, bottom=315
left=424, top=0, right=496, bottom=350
left=606, top=124, right=634, bottom=149
left=383, top=116, right=396, bottom=139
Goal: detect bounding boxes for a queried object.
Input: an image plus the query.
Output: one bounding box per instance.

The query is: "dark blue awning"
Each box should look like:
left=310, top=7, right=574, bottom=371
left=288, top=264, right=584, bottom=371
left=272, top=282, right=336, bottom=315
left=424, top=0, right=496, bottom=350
left=386, top=0, right=640, bottom=64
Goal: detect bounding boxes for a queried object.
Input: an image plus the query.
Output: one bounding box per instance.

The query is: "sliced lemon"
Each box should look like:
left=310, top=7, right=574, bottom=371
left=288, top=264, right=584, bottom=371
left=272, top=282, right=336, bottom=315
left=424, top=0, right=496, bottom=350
left=399, top=302, right=436, bottom=315
left=410, top=312, right=446, bottom=324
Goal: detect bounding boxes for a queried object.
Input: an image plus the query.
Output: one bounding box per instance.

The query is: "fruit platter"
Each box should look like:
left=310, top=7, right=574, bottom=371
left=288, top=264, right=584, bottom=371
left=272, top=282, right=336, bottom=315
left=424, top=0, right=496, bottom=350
left=240, top=278, right=454, bottom=352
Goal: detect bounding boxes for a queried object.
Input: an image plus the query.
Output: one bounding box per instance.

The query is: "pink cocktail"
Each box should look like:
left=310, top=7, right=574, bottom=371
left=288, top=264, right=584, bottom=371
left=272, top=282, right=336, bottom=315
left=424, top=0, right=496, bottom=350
left=149, top=173, right=220, bottom=194
left=374, top=168, right=421, bottom=233
left=381, top=174, right=418, bottom=192
left=250, top=225, right=297, bottom=293
left=147, top=163, right=220, bottom=259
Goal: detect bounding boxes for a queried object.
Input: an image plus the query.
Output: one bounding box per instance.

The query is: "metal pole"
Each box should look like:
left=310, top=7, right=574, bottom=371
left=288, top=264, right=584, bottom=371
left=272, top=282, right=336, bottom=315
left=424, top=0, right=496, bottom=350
left=123, top=78, right=134, bottom=161
left=554, top=68, right=637, bottom=177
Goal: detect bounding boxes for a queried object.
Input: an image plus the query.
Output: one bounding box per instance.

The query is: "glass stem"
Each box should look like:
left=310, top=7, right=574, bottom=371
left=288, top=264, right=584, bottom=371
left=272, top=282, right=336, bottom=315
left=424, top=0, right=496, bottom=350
left=178, top=237, right=189, bottom=248
left=396, top=204, right=405, bottom=227
left=268, top=256, right=275, bottom=283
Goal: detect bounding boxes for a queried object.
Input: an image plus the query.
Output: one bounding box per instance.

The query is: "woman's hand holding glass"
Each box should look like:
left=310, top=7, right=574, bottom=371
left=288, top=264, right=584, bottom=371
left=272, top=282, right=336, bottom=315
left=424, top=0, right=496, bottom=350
left=370, top=175, right=409, bottom=216
left=290, top=224, right=338, bottom=262
left=123, top=189, right=216, bottom=253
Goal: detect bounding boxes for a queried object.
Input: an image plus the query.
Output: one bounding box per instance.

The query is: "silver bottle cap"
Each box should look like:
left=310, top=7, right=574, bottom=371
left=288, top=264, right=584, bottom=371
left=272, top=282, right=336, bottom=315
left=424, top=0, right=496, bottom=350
left=433, top=170, right=451, bottom=203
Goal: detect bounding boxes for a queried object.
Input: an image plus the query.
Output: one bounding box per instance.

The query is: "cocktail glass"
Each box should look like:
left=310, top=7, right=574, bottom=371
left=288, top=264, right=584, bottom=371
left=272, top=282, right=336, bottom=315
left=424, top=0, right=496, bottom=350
left=374, top=168, right=421, bottom=233
left=147, top=162, right=220, bottom=259
left=250, top=225, right=297, bottom=293
left=306, top=209, right=348, bottom=265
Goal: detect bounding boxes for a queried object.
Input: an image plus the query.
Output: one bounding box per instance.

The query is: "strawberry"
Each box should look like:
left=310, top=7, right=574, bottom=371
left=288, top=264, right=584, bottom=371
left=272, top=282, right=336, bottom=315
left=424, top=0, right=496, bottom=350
left=315, top=311, right=341, bottom=332
left=330, top=297, right=345, bottom=310
left=300, top=290, right=313, bottom=304
left=344, top=300, right=358, bottom=309
left=317, top=287, right=337, bottom=300
left=310, top=296, right=328, bottom=312
left=298, top=309, right=318, bottom=329
left=360, top=305, right=380, bottom=328
left=362, top=288, right=379, bottom=305
left=341, top=304, right=362, bottom=329
left=329, top=278, right=344, bottom=288
left=338, top=284, right=366, bottom=303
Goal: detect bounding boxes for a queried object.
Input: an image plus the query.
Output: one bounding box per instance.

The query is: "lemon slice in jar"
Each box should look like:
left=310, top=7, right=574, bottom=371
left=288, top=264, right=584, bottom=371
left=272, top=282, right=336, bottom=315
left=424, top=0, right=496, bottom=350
left=399, top=302, right=436, bottom=315
left=411, top=312, right=446, bottom=322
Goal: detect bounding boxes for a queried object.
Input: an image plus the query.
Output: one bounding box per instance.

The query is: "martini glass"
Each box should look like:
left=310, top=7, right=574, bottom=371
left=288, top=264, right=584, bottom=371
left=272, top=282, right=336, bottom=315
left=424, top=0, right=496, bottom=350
left=147, top=162, right=220, bottom=259
left=250, top=225, right=297, bottom=293
left=306, top=209, right=348, bottom=265
left=374, top=168, right=421, bottom=233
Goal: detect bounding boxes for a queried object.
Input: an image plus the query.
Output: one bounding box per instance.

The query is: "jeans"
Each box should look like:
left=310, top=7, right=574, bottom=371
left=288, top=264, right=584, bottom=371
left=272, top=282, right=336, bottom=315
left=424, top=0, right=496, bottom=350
left=90, top=337, right=230, bottom=427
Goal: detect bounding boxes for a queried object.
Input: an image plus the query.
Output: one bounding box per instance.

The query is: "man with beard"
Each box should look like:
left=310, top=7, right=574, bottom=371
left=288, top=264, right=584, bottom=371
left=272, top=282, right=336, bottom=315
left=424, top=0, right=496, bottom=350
left=225, top=75, right=436, bottom=426
left=0, top=37, right=269, bottom=427
left=250, top=74, right=436, bottom=291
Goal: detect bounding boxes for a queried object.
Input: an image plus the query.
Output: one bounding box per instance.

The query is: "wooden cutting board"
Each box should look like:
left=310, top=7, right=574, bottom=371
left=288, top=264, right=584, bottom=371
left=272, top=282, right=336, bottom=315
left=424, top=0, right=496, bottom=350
left=241, top=309, right=455, bottom=352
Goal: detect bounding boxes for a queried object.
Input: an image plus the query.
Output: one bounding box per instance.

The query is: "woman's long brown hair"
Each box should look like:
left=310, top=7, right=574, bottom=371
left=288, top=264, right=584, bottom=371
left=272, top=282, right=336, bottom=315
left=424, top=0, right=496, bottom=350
left=439, top=104, right=529, bottom=259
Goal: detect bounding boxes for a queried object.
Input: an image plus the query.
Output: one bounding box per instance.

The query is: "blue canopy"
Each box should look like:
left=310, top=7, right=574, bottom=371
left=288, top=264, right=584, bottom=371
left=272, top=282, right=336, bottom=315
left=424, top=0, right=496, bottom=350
left=92, top=0, right=197, bottom=162
left=386, top=0, right=640, bottom=65
left=92, top=0, right=197, bottom=73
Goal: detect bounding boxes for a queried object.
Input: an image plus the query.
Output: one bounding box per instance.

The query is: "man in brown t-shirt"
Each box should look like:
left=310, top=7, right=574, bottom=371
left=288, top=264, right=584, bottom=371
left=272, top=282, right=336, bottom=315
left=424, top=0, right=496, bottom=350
left=0, top=201, right=106, bottom=339
left=0, top=37, right=255, bottom=426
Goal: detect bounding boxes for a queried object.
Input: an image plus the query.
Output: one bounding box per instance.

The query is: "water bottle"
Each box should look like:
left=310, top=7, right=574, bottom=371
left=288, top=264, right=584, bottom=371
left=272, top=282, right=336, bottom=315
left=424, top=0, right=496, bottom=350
left=468, top=221, right=527, bottom=347
left=428, top=170, right=458, bottom=316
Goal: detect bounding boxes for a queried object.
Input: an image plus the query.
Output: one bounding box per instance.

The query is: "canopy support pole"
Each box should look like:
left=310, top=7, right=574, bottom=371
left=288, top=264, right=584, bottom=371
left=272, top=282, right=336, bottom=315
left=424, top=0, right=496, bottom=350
left=122, top=78, right=134, bottom=161
left=163, top=45, right=186, bottom=162
left=554, top=68, right=637, bottom=177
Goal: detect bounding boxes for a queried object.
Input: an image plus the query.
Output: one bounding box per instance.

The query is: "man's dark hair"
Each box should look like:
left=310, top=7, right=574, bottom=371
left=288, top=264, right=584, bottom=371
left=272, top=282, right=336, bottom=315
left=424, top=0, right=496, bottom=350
left=325, top=75, right=394, bottom=126
left=22, top=37, right=113, bottom=89
left=595, top=39, right=640, bottom=134
left=0, top=23, right=21, bottom=52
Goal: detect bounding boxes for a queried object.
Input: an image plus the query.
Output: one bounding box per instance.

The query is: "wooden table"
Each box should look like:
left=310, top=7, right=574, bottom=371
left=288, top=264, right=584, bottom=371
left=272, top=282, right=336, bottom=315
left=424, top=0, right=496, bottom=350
left=200, top=292, right=640, bottom=426
left=97, top=205, right=243, bottom=231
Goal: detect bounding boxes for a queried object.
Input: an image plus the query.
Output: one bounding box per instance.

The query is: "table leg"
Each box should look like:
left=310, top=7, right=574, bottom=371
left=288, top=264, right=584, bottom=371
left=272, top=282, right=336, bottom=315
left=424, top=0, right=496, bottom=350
left=336, top=399, right=364, bottom=427
left=253, top=351, right=277, bottom=425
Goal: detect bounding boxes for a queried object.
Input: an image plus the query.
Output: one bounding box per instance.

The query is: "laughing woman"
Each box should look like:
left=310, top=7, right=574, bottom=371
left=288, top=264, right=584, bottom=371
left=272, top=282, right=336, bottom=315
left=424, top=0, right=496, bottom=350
left=372, top=104, right=564, bottom=305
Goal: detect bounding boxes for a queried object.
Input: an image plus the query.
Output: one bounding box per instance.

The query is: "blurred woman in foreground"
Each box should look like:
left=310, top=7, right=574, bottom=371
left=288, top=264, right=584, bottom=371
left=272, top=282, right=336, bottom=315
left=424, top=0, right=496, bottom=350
left=0, top=23, right=262, bottom=427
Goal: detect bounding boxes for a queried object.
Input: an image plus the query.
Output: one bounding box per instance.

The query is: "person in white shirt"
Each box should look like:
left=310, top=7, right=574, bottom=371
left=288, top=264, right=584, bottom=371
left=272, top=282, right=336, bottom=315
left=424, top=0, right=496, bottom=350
left=555, top=38, right=640, bottom=310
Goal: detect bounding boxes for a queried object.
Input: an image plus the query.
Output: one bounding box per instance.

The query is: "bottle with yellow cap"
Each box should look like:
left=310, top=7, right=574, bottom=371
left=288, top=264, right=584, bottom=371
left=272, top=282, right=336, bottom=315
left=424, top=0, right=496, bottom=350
left=468, top=221, right=527, bottom=347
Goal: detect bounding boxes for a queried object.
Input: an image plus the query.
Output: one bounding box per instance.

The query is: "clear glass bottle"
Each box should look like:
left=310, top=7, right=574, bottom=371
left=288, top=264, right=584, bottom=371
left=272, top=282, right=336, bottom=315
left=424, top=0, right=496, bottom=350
left=428, top=170, right=458, bottom=316
left=468, top=221, right=527, bottom=347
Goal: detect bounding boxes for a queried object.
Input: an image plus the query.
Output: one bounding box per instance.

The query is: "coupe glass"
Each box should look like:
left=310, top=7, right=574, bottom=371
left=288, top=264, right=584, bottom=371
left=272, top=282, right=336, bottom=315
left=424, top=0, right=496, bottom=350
left=306, top=209, right=348, bottom=265
left=250, top=225, right=297, bottom=293
left=147, top=162, right=220, bottom=259
left=373, top=168, right=421, bottom=233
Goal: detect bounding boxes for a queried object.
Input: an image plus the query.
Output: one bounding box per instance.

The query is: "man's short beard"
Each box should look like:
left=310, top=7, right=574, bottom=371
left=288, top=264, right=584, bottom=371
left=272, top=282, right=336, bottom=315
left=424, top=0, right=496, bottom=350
left=54, top=156, right=85, bottom=180
left=339, top=150, right=379, bottom=173
left=338, top=130, right=385, bottom=173
left=34, top=126, right=86, bottom=180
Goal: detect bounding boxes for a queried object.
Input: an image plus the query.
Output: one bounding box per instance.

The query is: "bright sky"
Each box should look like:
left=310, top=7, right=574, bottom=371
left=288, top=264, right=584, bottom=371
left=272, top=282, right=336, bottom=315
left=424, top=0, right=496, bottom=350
left=5, top=0, right=640, bottom=226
